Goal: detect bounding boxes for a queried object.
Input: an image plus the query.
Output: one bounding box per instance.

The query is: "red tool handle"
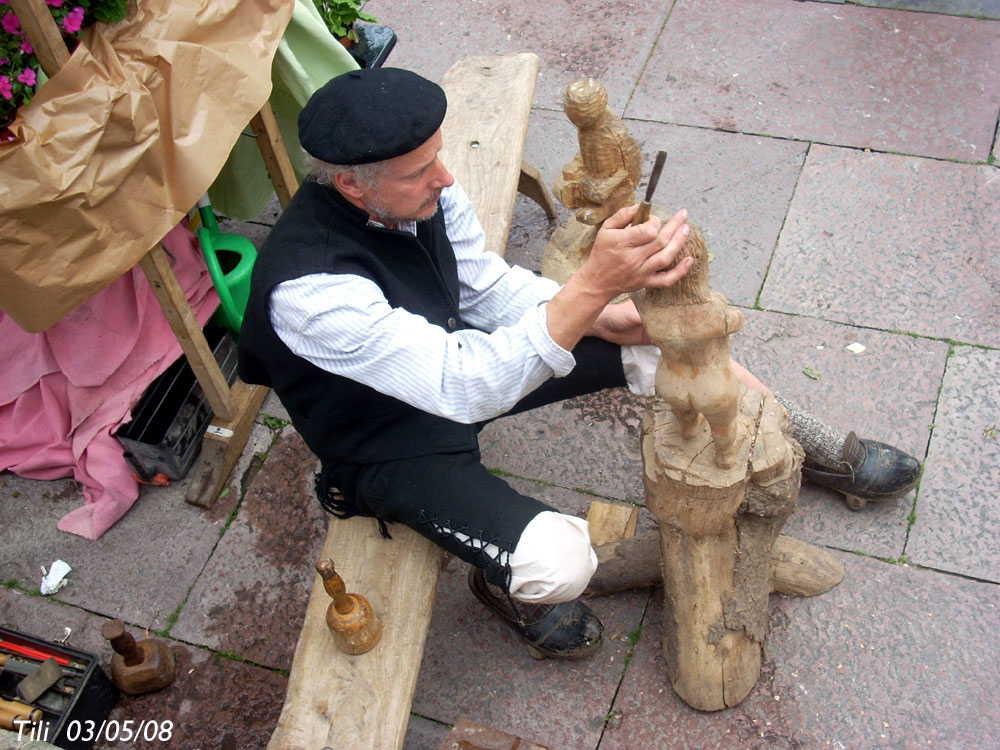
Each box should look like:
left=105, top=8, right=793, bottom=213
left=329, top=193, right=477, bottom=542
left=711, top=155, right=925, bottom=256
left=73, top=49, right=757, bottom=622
left=0, top=639, right=71, bottom=666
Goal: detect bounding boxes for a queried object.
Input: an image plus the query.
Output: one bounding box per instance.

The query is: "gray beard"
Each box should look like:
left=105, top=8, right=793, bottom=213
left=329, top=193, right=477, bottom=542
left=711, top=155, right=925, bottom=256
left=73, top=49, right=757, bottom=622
left=366, top=191, right=441, bottom=227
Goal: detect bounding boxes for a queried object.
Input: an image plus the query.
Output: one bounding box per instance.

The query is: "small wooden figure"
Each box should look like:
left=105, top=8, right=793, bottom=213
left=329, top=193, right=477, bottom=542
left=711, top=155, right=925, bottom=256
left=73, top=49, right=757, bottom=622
left=541, top=77, right=648, bottom=289
left=551, top=78, right=642, bottom=226
left=316, top=559, right=382, bottom=655
left=101, top=619, right=176, bottom=695
left=632, top=224, right=745, bottom=468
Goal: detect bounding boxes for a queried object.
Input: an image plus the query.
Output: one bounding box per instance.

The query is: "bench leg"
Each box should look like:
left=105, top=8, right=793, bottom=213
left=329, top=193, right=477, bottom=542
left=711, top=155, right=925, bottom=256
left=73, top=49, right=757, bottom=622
left=518, top=161, right=558, bottom=220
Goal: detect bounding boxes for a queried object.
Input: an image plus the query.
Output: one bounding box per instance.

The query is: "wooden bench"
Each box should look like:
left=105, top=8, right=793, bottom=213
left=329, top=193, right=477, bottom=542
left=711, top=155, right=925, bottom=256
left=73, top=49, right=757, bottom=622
left=267, top=53, right=555, bottom=750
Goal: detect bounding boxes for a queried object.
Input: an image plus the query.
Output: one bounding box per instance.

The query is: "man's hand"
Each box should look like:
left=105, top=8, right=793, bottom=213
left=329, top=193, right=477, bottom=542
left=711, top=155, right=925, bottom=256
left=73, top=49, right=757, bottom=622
left=544, top=205, right=693, bottom=352
left=576, top=205, right=692, bottom=302
left=587, top=299, right=651, bottom=346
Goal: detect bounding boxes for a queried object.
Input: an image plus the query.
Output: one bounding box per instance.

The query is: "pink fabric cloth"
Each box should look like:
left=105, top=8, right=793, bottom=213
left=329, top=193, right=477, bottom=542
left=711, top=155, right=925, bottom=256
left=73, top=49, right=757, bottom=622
left=0, top=223, right=219, bottom=540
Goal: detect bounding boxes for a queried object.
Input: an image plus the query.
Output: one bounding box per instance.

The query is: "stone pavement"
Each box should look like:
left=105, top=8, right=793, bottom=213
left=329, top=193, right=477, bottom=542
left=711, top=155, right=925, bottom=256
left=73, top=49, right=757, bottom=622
left=2, top=0, right=998, bottom=748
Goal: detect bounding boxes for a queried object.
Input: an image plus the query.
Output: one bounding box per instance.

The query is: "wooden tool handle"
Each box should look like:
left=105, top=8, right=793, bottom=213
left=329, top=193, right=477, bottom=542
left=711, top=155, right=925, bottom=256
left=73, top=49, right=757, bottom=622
left=102, top=619, right=142, bottom=666
left=631, top=201, right=652, bottom=226
left=0, top=697, right=42, bottom=726
left=316, top=559, right=352, bottom=614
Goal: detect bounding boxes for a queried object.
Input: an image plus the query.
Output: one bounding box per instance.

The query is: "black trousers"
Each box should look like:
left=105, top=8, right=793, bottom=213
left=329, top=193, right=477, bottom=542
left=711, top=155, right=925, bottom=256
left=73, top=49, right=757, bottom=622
left=317, top=337, right=627, bottom=588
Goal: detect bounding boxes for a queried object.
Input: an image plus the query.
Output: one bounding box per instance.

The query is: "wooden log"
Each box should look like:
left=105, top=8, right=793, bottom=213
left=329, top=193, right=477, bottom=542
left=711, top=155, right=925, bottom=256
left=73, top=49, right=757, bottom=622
left=587, top=529, right=844, bottom=598
left=586, top=500, right=638, bottom=549
left=249, top=101, right=299, bottom=210
left=185, top=379, right=269, bottom=508
left=642, top=387, right=801, bottom=711
left=138, top=245, right=237, bottom=421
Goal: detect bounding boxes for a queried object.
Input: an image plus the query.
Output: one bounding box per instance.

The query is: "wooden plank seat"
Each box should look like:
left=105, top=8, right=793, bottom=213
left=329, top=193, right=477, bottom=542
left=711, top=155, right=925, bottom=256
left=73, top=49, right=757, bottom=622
left=267, top=53, right=555, bottom=750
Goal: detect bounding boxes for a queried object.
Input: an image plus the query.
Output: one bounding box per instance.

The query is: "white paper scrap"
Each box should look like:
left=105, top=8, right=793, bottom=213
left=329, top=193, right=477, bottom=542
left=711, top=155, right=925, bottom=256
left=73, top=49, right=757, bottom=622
left=40, top=559, right=72, bottom=595
left=846, top=342, right=866, bottom=354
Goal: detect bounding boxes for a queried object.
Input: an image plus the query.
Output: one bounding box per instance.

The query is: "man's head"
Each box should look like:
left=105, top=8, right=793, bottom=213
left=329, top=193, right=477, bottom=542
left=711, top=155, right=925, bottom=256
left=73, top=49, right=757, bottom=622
left=299, top=68, right=454, bottom=225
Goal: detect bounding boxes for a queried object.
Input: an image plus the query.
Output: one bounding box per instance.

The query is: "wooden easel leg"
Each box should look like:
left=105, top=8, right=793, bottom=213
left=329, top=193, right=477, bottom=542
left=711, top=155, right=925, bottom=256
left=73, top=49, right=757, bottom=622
left=138, top=245, right=237, bottom=421
left=185, top=380, right=269, bottom=507
left=250, top=102, right=299, bottom=209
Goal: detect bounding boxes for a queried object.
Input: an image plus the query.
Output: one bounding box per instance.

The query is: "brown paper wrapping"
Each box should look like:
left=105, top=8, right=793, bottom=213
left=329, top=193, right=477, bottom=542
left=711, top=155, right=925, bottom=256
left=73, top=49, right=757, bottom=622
left=0, top=0, right=294, bottom=332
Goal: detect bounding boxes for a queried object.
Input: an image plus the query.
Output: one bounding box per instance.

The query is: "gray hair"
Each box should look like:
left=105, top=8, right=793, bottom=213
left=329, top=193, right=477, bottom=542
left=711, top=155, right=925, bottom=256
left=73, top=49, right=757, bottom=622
left=306, top=153, right=388, bottom=189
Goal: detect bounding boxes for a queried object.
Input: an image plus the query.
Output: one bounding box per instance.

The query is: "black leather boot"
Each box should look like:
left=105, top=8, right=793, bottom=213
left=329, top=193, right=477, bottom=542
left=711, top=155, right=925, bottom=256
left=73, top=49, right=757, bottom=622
left=468, top=568, right=603, bottom=659
left=801, top=432, right=922, bottom=510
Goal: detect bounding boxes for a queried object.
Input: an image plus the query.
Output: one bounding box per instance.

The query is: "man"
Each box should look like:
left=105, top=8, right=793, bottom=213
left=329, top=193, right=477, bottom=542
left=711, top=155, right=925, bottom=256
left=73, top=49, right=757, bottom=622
left=238, top=68, right=920, bottom=660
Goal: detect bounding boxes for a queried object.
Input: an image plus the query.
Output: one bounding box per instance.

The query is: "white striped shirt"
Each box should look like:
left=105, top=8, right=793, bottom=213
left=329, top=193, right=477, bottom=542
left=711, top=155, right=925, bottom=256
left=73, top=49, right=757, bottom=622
left=270, top=182, right=576, bottom=425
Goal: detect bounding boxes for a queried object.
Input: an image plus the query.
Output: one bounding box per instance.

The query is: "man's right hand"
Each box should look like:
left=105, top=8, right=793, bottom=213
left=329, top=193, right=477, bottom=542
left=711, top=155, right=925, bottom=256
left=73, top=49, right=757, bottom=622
left=579, top=205, right=692, bottom=300
left=543, top=205, right=693, bottom=352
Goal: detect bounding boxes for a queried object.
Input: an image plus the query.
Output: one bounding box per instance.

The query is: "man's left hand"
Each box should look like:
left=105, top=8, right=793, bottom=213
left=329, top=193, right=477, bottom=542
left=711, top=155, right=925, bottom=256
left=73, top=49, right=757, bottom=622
left=587, top=299, right=651, bottom=346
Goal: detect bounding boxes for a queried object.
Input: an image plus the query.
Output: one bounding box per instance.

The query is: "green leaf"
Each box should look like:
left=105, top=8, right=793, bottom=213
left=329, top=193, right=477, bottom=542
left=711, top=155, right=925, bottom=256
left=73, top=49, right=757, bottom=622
left=802, top=367, right=822, bottom=381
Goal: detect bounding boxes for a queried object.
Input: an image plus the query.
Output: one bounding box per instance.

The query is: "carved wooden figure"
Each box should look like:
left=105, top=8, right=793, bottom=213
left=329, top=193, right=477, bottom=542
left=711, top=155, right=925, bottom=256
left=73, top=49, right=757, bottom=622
left=633, top=226, right=804, bottom=711
left=632, top=224, right=744, bottom=468
left=316, top=558, right=382, bottom=655
left=542, top=78, right=643, bottom=287
left=551, top=78, right=642, bottom=226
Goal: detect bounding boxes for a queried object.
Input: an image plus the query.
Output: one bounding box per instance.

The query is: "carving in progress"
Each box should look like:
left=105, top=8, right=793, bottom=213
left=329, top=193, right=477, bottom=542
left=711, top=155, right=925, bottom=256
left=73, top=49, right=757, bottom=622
left=634, top=221, right=805, bottom=710
left=632, top=224, right=745, bottom=469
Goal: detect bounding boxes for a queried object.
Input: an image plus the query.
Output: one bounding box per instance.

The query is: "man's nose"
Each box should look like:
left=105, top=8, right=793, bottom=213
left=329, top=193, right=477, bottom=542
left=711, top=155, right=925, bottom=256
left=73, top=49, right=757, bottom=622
left=431, top=158, right=454, bottom=188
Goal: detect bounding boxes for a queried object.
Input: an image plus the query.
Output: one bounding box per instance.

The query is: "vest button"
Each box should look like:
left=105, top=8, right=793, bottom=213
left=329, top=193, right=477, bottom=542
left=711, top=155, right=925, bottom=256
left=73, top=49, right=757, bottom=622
left=446, top=317, right=458, bottom=330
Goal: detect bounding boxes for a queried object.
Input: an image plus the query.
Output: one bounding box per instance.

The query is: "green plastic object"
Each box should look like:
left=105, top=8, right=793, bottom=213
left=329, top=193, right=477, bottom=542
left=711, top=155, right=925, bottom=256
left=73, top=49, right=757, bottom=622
left=196, top=195, right=257, bottom=337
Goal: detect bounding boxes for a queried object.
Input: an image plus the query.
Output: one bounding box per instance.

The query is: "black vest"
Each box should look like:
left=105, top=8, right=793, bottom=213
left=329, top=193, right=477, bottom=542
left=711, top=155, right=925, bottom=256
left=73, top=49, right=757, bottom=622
left=237, top=180, right=479, bottom=464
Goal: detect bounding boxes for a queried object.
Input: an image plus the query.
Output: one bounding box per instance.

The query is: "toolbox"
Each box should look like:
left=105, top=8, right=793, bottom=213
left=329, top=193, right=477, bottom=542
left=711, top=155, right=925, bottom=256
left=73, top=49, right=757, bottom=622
left=117, top=325, right=238, bottom=481
left=0, top=627, right=118, bottom=749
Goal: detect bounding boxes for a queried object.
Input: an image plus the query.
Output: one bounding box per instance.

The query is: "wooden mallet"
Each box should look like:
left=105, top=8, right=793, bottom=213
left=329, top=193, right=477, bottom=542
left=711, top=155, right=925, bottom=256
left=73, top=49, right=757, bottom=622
left=631, top=150, right=668, bottom=226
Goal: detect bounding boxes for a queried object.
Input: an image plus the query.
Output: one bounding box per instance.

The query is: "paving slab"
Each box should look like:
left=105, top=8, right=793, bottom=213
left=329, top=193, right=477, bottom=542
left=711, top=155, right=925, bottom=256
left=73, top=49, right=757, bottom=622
left=603, top=551, right=1000, bottom=749
left=479, top=385, right=646, bottom=504
left=760, top=145, right=1000, bottom=346
left=410, top=479, right=644, bottom=747
left=169, top=428, right=327, bottom=671
left=908, top=346, right=1000, bottom=583
left=732, top=308, right=947, bottom=558
left=362, top=0, right=672, bottom=111
left=628, top=0, right=1000, bottom=161
left=504, top=110, right=807, bottom=307
left=404, top=716, right=452, bottom=750
left=857, top=0, right=1000, bottom=19
left=0, top=467, right=241, bottom=633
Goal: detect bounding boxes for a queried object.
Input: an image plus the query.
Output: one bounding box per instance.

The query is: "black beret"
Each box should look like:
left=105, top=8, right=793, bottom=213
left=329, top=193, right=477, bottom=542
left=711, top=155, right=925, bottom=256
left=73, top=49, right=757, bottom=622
left=298, top=67, right=448, bottom=165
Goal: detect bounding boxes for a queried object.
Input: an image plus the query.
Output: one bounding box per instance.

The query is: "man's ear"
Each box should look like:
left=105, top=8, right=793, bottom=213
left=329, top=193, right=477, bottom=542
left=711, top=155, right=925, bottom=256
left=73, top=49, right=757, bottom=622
left=333, top=169, right=365, bottom=201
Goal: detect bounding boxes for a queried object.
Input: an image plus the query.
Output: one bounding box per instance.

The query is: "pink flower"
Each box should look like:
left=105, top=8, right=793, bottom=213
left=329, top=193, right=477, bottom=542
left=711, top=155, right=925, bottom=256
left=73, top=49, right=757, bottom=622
left=62, top=5, right=84, bottom=33
left=0, top=76, right=13, bottom=101
left=20, top=39, right=33, bottom=54
left=1, top=11, right=20, bottom=33
left=17, top=67, right=36, bottom=87
left=47, top=0, right=65, bottom=6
